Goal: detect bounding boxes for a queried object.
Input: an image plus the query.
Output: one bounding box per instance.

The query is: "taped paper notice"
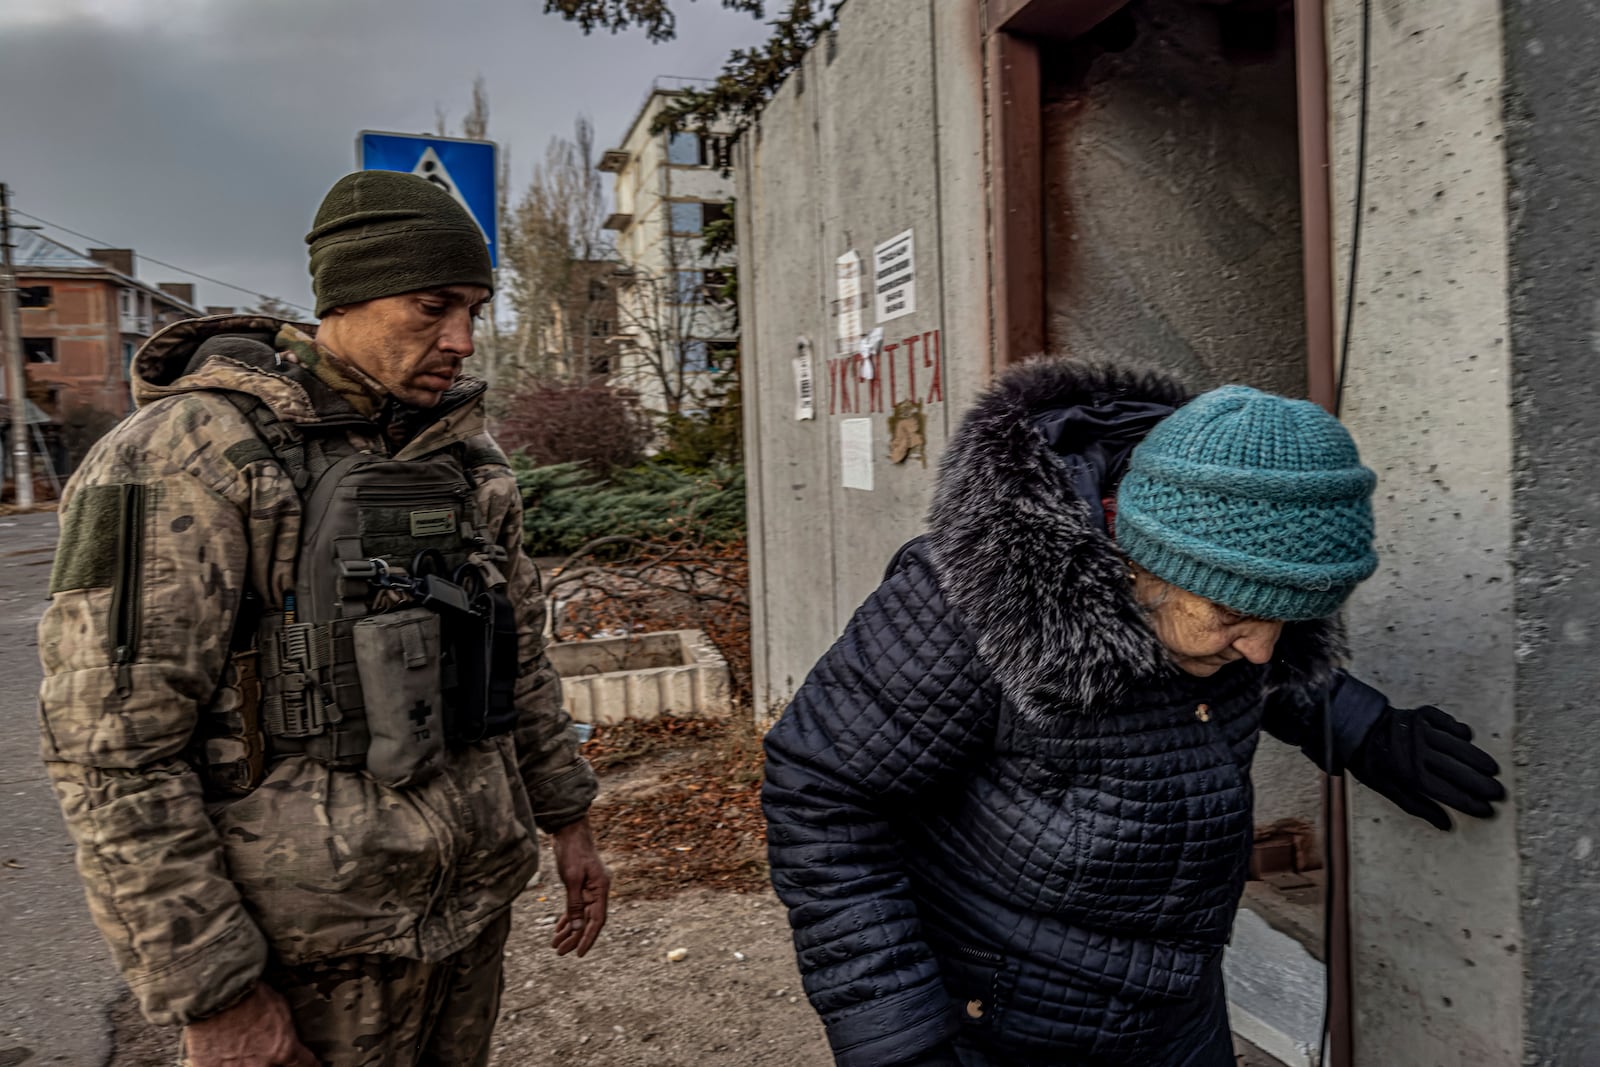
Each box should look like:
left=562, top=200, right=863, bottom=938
left=873, top=229, right=916, bottom=323
left=794, top=336, right=816, bottom=421
left=836, top=250, right=864, bottom=356
left=840, top=418, right=874, bottom=491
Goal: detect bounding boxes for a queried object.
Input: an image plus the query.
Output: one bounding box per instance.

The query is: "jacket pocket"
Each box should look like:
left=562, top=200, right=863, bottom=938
left=212, top=756, right=448, bottom=963
left=938, top=944, right=1014, bottom=1035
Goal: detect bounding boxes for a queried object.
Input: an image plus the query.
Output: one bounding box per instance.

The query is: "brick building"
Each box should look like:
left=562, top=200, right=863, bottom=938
left=11, top=232, right=200, bottom=419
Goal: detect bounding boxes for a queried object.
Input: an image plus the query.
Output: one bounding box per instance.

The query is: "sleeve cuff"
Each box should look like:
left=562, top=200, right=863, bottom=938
left=824, top=983, right=959, bottom=1067
left=128, top=913, right=268, bottom=1027
left=1325, top=673, right=1389, bottom=772
left=530, top=759, right=599, bottom=834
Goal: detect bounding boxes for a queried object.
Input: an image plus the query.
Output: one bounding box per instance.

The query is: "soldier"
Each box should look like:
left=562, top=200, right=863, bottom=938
left=37, top=171, right=607, bottom=1067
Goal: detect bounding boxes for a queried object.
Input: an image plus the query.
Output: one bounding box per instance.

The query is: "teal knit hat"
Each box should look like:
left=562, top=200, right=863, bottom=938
left=1116, top=385, right=1378, bottom=621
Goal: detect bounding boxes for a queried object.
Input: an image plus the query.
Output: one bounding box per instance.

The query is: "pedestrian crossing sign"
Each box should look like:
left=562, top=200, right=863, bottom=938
left=356, top=130, right=500, bottom=266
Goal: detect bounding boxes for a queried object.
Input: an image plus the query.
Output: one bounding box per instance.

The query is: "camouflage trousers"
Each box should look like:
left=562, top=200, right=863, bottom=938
left=185, top=912, right=512, bottom=1067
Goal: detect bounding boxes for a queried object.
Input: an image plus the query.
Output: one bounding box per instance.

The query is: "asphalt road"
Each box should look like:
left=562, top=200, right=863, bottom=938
left=0, top=510, right=125, bottom=1067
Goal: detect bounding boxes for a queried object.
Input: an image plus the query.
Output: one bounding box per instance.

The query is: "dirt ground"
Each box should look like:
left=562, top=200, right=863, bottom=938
left=105, top=718, right=1280, bottom=1067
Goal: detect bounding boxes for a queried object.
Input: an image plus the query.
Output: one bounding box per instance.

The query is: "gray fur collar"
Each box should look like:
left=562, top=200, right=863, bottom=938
left=925, top=358, right=1344, bottom=721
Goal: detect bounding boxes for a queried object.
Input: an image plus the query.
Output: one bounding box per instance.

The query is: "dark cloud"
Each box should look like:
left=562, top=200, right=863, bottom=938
left=0, top=0, right=764, bottom=313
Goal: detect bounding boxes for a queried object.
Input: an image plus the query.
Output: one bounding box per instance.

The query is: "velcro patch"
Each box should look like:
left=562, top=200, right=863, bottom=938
left=49, top=484, right=126, bottom=593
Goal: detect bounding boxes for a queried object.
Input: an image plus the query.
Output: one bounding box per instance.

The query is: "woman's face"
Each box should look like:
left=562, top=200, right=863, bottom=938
left=1131, top=566, right=1285, bottom=677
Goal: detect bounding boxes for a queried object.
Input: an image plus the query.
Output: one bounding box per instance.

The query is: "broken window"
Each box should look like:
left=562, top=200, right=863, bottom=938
left=669, top=202, right=704, bottom=235
left=18, top=286, right=51, bottom=309
left=667, top=132, right=705, bottom=167
left=672, top=270, right=706, bottom=305
left=23, top=338, right=56, bottom=363
left=680, top=340, right=712, bottom=373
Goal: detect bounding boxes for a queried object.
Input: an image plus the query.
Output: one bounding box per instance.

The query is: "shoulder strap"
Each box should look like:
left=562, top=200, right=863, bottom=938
left=222, top=392, right=313, bottom=492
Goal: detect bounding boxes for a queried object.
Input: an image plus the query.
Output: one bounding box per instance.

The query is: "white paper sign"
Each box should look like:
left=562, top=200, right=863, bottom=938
left=840, top=418, right=874, bottom=491
left=836, top=250, right=864, bottom=356
left=793, top=336, right=816, bottom=421
left=873, top=229, right=916, bottom=323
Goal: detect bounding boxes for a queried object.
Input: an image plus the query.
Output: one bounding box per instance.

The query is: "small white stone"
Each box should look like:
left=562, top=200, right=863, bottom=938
left=667, top=947, right=690, bottom=962
left=537, top=915, right=558, bottom=926
left=523, top=979, right=535, bottom=990
left=733, top=951, right=747, bottom=961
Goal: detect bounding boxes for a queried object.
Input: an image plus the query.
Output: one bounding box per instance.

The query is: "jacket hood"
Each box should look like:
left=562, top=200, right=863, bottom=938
left=131, top=314, right=487, bottom=444
left=925, top=357, right=1343, bottom=721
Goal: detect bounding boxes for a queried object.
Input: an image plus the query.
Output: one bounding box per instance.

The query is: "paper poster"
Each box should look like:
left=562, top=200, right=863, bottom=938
left=793, top=336, right=816, bottom=421
left=840, top=418, right=874, bottom=491
left=836, top=250, right=864, bottom=356
left=873, top=229, right=916, bottom=323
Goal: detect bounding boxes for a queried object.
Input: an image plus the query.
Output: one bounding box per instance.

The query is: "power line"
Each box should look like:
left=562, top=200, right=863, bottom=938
left=11, top=208, right=314, bottom=317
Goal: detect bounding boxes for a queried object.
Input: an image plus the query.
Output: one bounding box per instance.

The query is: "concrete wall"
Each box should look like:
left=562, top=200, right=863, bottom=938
left=1328, top=0, right=1525, bottom=1060
left=737, top=0, right=989, bottom=710
left=1501, top=0, right=1600, bottom=1060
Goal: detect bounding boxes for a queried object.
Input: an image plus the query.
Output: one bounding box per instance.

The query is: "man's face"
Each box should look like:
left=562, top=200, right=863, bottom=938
left=318, top=285, right=491, bottom=407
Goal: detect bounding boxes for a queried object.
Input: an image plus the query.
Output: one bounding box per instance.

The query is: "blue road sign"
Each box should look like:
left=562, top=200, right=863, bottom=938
left=357, top=130, right=500, bottom=267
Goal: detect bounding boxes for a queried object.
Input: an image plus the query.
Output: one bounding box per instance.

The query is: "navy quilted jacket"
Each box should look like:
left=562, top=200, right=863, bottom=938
left=763, top=361, right=1386, bottom=1067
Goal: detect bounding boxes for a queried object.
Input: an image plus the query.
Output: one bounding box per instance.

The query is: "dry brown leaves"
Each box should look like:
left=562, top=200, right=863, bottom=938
left=582, top=716, right=770, bottom=898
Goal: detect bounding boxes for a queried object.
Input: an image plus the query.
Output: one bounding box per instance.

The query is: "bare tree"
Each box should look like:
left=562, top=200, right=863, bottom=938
left=501, top=117, right=617, bottom=383
left=608, top=244, right=733, bottom=417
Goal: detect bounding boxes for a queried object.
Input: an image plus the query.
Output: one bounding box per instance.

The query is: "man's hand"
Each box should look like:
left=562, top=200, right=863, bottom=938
left=550, top=815, right=610, bottom=957
left=183, top=983, right=317, bottom=1067
left=1348, top=704, right=1507, bottom=830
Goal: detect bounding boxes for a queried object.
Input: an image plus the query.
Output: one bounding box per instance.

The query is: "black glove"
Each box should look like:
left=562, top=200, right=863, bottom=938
left=1347, top=704, right=1506, bottom=830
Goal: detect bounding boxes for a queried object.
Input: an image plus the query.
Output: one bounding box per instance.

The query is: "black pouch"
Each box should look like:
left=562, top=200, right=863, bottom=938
left=443, top=585, right=520, bottom=745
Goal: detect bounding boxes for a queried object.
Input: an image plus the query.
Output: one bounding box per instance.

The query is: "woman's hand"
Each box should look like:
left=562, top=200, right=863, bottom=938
left=1348, top=704, right=1506, bottom=830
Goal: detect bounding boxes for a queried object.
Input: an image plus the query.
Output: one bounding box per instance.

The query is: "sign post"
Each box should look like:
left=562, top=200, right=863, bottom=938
left=356, top=131, right=500, bottom=266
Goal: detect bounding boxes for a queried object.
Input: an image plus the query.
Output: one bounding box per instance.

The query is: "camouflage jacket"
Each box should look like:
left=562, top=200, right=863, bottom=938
left=37, top=315, right=597, bottom=1027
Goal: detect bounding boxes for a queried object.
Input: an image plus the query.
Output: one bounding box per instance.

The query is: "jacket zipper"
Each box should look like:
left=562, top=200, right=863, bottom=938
left=951, top=944, right=1005, bottom=966
left=108, top=483, right=146, bottom=698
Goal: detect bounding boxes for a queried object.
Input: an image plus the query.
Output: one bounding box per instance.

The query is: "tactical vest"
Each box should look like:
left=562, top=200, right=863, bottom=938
left=194, top=390, right=519, bottom=796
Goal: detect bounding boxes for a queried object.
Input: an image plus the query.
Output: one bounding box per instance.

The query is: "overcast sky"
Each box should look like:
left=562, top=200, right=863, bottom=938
left=0, top=0, right=767, bottom=315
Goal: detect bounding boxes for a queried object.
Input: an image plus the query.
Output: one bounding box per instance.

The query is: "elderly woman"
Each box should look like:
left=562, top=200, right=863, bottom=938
left=762, top=361, right=1505, bottom=1067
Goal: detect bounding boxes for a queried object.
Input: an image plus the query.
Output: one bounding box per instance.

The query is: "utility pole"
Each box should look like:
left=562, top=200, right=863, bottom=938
left=1, top=183, right=34, bottom=509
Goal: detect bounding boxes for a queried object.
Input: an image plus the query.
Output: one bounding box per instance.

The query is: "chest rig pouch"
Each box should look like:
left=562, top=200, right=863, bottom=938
left=203, top=395, right=521, bottom=794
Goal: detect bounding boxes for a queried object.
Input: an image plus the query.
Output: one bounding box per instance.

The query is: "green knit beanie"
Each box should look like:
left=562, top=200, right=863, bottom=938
left=1116, top=384, right=1378, bottom=621
left=306, top=171, right=494, bottom=316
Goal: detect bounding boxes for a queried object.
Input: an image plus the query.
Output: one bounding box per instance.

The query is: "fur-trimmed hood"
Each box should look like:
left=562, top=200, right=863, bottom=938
left=925, top=358, right=1343, bottom=720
